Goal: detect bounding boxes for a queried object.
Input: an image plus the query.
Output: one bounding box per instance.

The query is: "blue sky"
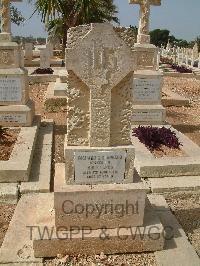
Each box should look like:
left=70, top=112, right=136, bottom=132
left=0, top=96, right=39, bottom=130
left=12, top=0, right=200, bottom=41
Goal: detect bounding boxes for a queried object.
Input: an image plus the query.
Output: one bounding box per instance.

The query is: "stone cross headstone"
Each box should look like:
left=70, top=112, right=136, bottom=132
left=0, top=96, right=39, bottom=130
left=129, top=0, right=161, bottom=44
left=46, top=42, right=53, bottom=57
left=40, top=48, right=50, bottom=68
left=24, top=43, right=33, bottom=62
left=0, top=0, right=22, bottom=39
left=66, top=23, right=134, bottom=147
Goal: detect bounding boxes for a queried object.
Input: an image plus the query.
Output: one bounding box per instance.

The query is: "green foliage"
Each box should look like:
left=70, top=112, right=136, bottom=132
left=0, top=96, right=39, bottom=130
left=29, top=0, right=119, bottom=53
left=150, top=28, right=190, bottom=48
left=0, top=5, right=25, bottom=32
left=150, top=29, right=170, bottom=47
left=10, top=5, right=25, bottom=26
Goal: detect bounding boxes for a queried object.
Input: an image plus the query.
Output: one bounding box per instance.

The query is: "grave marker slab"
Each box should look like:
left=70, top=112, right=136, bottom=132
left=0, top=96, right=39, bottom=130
left=0, top=113, right=26, bottom=123
left=74, top=150, right=126, bottom=184
left=0, top=77, right=22, bottom=101
left=133, top=78, right=161, bottom=102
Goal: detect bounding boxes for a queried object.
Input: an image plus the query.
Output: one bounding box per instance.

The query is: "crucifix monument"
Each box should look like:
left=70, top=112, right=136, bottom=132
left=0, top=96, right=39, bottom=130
left=129, top=0, right=161, bottom=44
left=130, top=0, right=166, bottom=125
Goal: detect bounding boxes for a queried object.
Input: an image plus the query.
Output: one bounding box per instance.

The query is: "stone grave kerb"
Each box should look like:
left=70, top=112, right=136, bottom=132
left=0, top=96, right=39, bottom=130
left=65, top=23, right=135, bottom=147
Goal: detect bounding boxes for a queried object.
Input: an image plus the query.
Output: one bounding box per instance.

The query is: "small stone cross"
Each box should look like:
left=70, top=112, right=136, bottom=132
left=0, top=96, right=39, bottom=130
left=0, top=0, right=22, bottom=34
left=129, top=0, right=161, bottom=44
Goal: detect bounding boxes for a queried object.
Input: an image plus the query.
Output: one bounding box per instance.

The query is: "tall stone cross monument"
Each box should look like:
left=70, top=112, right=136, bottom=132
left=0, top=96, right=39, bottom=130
left=130, top=0, right=166, bottom=125
left=0, top=0, right=34, bottom=126
left=129, top=0, right=161, bottom=44
left=0, top=0, right=22, bottom=40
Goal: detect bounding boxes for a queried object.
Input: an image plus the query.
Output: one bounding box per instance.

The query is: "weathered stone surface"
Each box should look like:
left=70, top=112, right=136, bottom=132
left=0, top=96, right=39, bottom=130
left=149, top=176, right=200, bottom=193
left=134, top=44, right=158, bottom=70
left=54, top=163, right=146, bottom=229
left=0, top=39, right=35, bottom=126
left=0, top=117, right=39, bottom=182
left=162, top=88, right=190, bottom=107
left=0, top=182, right=19, bottom=204
left=24, top=43, right=33, bottom=62
left=66, top=23, right=134, bottom=147
left=0, top=99, right=35, bottom=126
left=55, top=185, right=146, bottom=229
left=0, top=68, right=29, bottom=105
left=133, top=70, right=162, bottom=105
left=33, top=193, right=164, bottom=258
left=20, top=120, right=53, bottom=194
left=40, top=48, right=50, bottom=68
left=0, top=194, right=43, bottom=264
left=132, top=104, right=166, bottom=124
left=149, top=195, right=200, bottom=266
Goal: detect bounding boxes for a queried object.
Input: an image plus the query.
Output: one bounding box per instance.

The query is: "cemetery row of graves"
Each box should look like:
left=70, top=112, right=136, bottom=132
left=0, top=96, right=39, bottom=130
left=0, top=0, right=200, bottom=265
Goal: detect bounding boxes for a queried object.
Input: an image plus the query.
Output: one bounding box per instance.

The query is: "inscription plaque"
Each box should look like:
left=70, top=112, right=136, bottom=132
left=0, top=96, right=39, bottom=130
left=0, top=78, right=22, bottom=102
left=74, top=150, right=126, bottom=184
left=0, top=114, right=26, bottom=123
left=133, top=78, right=160, bottom=101
left=133, top=111, right=163, bottom=122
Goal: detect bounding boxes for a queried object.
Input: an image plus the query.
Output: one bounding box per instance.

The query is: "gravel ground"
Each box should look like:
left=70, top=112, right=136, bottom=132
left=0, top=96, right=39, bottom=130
left=0, top=203, right=16, bottom=248
left=44, top=253, right=157, bottom=266
left=165, top=192, right=200, bottom=257
left=0, top=77, right=200, bottom=265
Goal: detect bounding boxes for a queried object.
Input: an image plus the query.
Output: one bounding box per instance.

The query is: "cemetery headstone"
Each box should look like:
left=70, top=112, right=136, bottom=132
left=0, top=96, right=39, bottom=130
left=32, top=22, right=165, bottom=257
left=129, top=0, right=166, bottom=125
left=40, top=48, right=50, bottom=68
left=24, top=43, right=33, bottom=62
left=0, top=0, right=34, bottom=126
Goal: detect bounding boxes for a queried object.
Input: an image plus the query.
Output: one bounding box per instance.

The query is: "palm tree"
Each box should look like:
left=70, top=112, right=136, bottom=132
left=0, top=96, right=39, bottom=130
left=30, top=0, right=119, bottom=54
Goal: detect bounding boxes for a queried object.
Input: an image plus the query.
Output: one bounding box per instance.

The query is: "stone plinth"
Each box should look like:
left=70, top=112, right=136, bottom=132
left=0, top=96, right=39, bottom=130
left=40, top=48, right=50, bottom=68
left=134, top=43, right=158, bottom=71
left=132, top=105, right=166, bottom=125
left=54, top=164, right=146, bottom=229
left=0, top=100, right=34, bottom=126
left=24, top=43, right=33, bottom=62
left=0, top=39, right=35, bottom=126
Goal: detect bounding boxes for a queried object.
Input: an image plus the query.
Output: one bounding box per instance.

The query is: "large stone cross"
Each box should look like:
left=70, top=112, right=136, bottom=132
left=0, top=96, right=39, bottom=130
left=129, top=0, right=161, bottom=44
left=0, top=0, right=22, bottom=34
left=66, top=24, right=133, bottom=147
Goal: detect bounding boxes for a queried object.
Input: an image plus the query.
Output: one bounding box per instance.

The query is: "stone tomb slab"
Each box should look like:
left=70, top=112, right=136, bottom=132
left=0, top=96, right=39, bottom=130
left=64, top=143, right=135, bottom=184
left=54, top=163, right=146, bottom=230
left=132, top=125, right=200, bottom=178
left=0, top=117, right=39, bottom=183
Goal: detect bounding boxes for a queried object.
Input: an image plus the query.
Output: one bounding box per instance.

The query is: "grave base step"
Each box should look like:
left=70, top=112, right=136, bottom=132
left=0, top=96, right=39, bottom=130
left=33, top=193, right=165, bottom=258
left=132, top=105, right=166, bottom=125
left=0, top=99, right=35, bottom=126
